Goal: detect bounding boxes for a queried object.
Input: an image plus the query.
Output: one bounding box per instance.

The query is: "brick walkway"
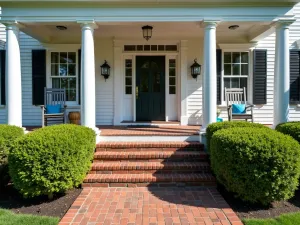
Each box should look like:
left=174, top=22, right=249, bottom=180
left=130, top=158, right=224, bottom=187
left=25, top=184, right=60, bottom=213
left=58, top=187, right=243, bottom=225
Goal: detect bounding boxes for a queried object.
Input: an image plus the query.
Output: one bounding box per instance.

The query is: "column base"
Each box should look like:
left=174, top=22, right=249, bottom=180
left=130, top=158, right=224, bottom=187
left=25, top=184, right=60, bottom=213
left=180, top=116, right=189, bottom=125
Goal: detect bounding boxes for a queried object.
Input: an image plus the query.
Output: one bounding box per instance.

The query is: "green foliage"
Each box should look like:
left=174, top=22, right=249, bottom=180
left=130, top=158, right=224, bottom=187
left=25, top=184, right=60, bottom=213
left=210, top=127, right=300, bottom=205
left=0, top=125, right=24, bottom=188
left=243, top=212, right=300, bottom=225
left=276, top=122, right=300, bottom=143
left=0, top=209, right=59, bottom=225
left=206, top=121, right=268, bottom=152
left=9, top=124, right=95, bottom=198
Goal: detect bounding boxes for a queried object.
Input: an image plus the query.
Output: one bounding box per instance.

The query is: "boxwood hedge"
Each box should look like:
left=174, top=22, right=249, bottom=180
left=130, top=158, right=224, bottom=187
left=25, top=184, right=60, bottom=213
left=276, top=122, right=300, bottom=143
left=210, top=127, right=300, bottom=205
left=206, top=121, right=268, bottom=152
left=8, top=124, right=95, bottom=198
left=0, top=125, right=24, bottom=188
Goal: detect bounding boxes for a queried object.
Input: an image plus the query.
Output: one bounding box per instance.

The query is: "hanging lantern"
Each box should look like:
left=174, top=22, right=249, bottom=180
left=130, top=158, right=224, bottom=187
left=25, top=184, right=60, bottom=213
left=191, top=59, right=201, bottom=79
left=100, top=60, right=110, bottom=81
left=142, top=25, right=153, bottom=41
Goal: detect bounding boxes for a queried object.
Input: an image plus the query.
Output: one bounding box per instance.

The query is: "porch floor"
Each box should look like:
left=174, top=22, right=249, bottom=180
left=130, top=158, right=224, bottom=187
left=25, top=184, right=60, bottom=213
left=97, top=125, right=200, bottom=136
left=58, top=187, right=243, bottom=225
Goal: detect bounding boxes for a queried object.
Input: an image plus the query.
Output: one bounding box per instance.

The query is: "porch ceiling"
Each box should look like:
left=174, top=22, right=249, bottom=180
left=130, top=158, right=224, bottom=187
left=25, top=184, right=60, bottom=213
left=20, top=21, right=272, bottom=44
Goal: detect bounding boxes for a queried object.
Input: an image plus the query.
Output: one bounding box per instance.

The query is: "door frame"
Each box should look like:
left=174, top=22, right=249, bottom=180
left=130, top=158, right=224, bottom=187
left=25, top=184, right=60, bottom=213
left=114, top=40, right=185, bottom=125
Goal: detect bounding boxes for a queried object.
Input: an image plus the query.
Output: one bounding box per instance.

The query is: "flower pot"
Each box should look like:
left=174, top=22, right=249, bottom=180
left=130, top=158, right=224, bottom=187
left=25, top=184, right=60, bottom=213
left=68, top=111, right=80, bottom=125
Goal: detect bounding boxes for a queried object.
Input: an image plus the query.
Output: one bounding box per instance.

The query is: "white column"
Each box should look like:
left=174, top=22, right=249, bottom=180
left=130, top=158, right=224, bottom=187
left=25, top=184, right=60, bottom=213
left=202, top=21, right=218, bottom=131
left=273, top=20, right=293, bottom=127
left=6, top=23, right=22, bottom=127
left=79, top=22, right=99, bottom=133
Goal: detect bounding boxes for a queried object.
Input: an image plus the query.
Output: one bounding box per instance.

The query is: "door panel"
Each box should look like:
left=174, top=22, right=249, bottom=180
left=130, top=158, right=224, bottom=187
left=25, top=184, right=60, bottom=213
left=136, top=56, right=165, bottom=121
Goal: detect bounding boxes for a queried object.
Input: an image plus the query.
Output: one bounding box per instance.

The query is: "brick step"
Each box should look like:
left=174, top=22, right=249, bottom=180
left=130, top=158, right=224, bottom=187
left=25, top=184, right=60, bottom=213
left=83, top=173, right=216, bottom=187
left=96, top=141, right=204, bottom=152
left=93, top=151, right=208, bottom=161
left=89, top=162, right=210, bottom=174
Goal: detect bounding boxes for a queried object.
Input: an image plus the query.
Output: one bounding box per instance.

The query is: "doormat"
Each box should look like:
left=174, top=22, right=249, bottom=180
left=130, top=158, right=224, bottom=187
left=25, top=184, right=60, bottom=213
left=127, top=125, right=159, bottom=128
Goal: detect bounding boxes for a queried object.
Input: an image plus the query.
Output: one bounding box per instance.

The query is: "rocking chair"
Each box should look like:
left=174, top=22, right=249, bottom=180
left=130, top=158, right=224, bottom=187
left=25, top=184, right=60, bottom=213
left=225, top=87, right=254, bottom=122
left=41, top=88, right=67, bottom=127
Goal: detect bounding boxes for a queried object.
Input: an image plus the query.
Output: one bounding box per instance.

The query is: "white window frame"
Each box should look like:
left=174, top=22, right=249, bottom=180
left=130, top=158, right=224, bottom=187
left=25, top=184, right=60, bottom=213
left=220, top=49, right=253, bottom=106
left=46, top=46, right=80, bottom=106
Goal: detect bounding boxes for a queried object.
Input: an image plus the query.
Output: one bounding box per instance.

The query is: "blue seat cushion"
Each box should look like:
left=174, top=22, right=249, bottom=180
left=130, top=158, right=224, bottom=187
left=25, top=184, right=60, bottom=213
left=46, top=104, right=61, bottom=114
left=232, top=104, right=246, bottom=114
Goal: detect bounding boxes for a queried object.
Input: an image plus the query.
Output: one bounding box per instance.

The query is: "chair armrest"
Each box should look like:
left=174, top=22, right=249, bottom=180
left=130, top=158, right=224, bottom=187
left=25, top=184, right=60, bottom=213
left=245, top=104, right=254, bottom=109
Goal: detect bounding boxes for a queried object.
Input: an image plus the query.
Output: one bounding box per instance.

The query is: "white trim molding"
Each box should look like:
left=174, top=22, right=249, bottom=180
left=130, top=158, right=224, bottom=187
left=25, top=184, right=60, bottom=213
left=218, top=43, right=258, bottom=51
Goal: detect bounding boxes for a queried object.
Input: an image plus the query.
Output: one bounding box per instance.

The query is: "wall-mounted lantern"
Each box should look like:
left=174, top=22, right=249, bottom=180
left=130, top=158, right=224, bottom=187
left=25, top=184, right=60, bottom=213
left=142, top=25, right=153, bottom=41
left=101, top=60, right=110, bottom=81
left=191, top=59, right=201, bottom=80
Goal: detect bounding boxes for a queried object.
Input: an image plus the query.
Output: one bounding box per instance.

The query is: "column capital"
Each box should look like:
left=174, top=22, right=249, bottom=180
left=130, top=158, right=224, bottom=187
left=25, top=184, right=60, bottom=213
left=201, top=20, right=221, bottom=29
left=2, top=21, right=23, bottom=30
left=274, top=17, right=295, bottom=29
left=77, top=20, right=98, bottom=30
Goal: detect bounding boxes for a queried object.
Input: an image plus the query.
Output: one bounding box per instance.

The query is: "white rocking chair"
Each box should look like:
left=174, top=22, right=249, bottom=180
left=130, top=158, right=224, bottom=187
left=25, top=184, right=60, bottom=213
left=41, top=88, right=67, bottom=127
left=225, top=87, right=254, bottom=122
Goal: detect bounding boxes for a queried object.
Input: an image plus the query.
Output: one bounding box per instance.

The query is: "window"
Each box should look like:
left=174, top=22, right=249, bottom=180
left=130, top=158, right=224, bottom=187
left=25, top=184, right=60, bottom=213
left=169, top=59, right=176, bottom=94
left=50, top=52, right=77, bottom=102
left=125, top=59, right=132, bottom=94
left=223, top=52, right=249, bottom=100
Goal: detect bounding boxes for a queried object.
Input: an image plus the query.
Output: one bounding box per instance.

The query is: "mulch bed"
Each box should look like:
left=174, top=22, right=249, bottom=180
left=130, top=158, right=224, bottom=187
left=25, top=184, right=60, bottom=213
left=0, top=184, right=81, bottom=218
left=218, top=184, right=300, bottom=220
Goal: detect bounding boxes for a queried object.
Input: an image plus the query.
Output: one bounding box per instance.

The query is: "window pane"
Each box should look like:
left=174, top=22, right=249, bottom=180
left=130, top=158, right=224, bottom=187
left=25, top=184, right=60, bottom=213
left=51, top=64, right=59, bottom=76
left=125, top=77, right=132, bottom=86
left=231, top=78, right=239, bottom=88
left=169, top=86, right=176, bottom=94
left=241, top=52, right=249, bottom=63
left=60, top=64, right=67, bottom=76
left=52, top=78, right=60, bottom=88
left=125, top=59, right=132, bottom=68
left=240, top=78, right=247, bottom=89
left=241, top=64, right=248, bottom=75
left=68, top=64, right=76, bottom=76
left=232, top=64, right=240, bottom=75
left=126, top=68, right=132, bottom=77
left=51, top=52, right=59, bottom=63
left=224, top=52, right=231, bottom=63
left=60, top=52, right=68, bottom=63
left=68, top=52, right=76, bottom=63
left=169, top=77, right=176, bottom=85
left=68, top=78, right=76, bottom=89
left=224, top=78, right=230, bottom=88
left=169, top=68, right=176, bottom=77
left=169, top=59, right=176, bottom=68
left=126, top=86, right=132, bottom=94
left=224, top=64, right=231, bottom=75
left=232, top=52, right=241, bottom=63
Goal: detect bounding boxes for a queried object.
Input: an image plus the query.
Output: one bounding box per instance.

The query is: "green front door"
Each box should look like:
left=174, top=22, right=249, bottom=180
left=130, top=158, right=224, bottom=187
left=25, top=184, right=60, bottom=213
left=136, top=56, right=165, bottom=121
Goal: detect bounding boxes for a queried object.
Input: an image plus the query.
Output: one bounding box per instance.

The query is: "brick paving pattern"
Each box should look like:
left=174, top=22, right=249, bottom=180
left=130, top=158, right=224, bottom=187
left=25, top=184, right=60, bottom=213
left=97, top=126, right=200, bottom=136
left=58, top=187, right=243, bottom=225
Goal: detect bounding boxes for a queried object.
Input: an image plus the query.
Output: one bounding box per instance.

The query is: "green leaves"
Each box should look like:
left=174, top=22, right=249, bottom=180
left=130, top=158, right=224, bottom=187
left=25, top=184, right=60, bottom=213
left=0, top=125, right=24, bottom=189
left=8, top=124, right=95, bottom=198
left=210, top=127, right=300, bottom=205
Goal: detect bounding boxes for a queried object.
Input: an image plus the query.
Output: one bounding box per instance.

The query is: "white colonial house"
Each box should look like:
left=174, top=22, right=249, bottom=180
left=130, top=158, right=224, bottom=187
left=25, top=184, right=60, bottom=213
left=0, top=0, right=300, bottom=132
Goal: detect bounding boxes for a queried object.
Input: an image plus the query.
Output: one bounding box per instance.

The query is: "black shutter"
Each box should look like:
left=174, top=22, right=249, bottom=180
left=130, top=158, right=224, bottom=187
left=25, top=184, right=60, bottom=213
left=32, top=50, right=46, bottom=105
left=216, top=49, right=222, bottom=105
left=78, top=49, right=81, bottom=105
left=253, top=49, right=267, bottom=104
left=0, top=50, right=5, bottom=105
left=290, top=50, right=300, bottom=104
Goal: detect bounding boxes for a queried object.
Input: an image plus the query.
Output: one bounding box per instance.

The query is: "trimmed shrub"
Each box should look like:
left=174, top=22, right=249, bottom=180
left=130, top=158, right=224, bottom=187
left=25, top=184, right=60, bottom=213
left=211, top=127, right=300, bottom=205
left=0, top=125, right=24, bottom=188
left=276, top=122, right=300, bottom=143
left=8, top=124, right=95, bottom=198
left=206, top=121, right=268, bottom=152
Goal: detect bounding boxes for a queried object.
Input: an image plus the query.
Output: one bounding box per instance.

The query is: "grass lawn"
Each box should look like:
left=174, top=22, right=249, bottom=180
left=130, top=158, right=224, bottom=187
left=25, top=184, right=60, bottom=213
left=0, top=208, right=59, bottom=225
left=243, top=212, right=300, bottom=225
